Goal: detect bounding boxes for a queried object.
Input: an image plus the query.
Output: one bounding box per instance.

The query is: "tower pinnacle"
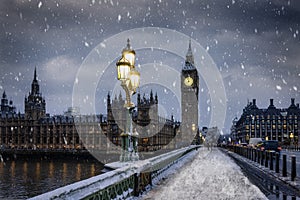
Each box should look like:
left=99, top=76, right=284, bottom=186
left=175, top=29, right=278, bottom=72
left=31, top=67, right=40, bottom=95
left=185, top=39, right=194, bottom=66
left=34, top=66, right=37, bottom=81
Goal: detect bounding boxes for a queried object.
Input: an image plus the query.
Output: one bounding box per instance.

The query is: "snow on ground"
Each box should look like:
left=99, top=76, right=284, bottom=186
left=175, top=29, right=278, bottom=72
left=140, top=148, right=267, bottom=200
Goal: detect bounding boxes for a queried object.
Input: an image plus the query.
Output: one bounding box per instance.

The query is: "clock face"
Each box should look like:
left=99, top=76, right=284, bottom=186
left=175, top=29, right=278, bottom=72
left=184, top=76, right=193, bottom=86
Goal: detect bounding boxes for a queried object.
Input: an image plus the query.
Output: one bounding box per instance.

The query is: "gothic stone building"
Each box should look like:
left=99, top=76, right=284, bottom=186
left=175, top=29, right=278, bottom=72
left=0, top=68, right=179, bottom=152
left=233, top=98, right=300, bottom=145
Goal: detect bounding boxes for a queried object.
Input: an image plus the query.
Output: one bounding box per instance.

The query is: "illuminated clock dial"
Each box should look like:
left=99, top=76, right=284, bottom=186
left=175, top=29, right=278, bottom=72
left=184, top=76, right=193, bottom=86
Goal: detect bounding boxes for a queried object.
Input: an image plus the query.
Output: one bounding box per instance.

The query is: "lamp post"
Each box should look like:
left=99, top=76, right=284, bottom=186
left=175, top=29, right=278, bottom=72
left=116, top=39, right=140, bottom=162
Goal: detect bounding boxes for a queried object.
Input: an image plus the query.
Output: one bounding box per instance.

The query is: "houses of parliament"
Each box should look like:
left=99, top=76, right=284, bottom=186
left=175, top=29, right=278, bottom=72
left=0, top=42, right=200, bottom=153
left=0, top=68, right=180, bottom=152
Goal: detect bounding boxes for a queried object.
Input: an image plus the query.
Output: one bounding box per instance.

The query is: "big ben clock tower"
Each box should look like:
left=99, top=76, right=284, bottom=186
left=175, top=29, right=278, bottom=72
left=181, top=40, right=199, bottom=146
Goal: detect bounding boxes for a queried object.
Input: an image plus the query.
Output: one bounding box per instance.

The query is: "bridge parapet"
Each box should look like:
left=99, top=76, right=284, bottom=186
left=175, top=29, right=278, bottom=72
left=29, top=145, right=200, bottom=200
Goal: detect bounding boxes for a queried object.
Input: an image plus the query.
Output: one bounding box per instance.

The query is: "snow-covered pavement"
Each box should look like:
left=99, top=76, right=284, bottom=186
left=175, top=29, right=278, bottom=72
left=141, top=148, right=268, bottom=200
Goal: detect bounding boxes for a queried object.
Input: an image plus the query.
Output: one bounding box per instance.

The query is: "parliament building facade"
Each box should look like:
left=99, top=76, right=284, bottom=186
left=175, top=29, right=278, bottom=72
left=0, top=68, right=180, bottom=152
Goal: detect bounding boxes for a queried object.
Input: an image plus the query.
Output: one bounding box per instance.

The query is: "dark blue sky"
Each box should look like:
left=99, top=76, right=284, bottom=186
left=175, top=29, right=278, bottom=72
left=0, top=0, right=299, bottom=133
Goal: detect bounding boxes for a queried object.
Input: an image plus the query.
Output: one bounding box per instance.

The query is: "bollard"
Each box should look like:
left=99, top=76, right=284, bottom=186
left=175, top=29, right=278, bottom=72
left=248, top=148, right=251, bottom=159
left=270, top=152, right=273, bottom=170
left=283, top=194, right=287, bottom=200
left=134, top=173, right=139, bottom=196
left=257, top=149, right=260, bottom=164
left=265, top=151, right=268, bottom=168
left=275, top=153, right=280, bottom=173
left=282, top=154, right=287, bottom=177
left=247, top=148, right=249, bottom=158
left=260, top=150, right=264, bottom=166
left=291, top=156, right=296, bottom=181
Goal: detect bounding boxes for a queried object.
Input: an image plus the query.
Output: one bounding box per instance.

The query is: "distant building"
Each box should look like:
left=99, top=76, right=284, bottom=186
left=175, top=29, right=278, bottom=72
left=0, top=68, right=179, bottom=151
left=230, top=117, right=238, bottom=143
left=232, top=99, right=300, bottom=145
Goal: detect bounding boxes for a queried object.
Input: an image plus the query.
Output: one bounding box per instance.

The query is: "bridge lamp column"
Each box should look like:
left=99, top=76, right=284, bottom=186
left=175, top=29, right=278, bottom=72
left=116, top=39, right=140, bottom=162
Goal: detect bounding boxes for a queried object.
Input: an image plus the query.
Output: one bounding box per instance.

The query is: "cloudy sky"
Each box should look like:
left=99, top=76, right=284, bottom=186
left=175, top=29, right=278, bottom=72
left=0, top=0, right=299, bottom=133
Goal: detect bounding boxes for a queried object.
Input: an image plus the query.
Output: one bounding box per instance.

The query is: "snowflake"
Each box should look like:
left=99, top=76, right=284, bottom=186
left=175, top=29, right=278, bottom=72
left=276, top=85, right=282, bottom=90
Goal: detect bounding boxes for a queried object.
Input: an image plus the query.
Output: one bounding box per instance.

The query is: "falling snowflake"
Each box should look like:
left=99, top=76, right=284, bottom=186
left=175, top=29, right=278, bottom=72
left=38, top=1, right=43, bottom=8
left=276, top=85, right=282, bottom=90
left=282, top=78, right=287, bottom=84
left=241, top=63, right=245, bottom=69
left=100, top=43, right=106, bottom=48
left=172, top=81, right=176, bottom=87
left=293, top=86, right=297, bottom=91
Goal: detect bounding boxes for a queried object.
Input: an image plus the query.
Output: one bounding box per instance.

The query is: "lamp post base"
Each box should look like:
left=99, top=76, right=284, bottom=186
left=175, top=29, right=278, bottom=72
left=120, top=151, right=132, bottom=162
left=131, top=152, right=139, bottom=161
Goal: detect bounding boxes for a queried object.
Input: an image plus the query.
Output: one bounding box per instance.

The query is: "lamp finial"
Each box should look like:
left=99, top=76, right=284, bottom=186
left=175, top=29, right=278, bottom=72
left=127, top=38, right=131, bottom=49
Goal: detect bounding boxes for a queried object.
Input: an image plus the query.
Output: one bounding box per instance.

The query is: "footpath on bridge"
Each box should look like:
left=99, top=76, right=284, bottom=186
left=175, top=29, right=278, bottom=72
left=139, top=148, right=267, bottom=200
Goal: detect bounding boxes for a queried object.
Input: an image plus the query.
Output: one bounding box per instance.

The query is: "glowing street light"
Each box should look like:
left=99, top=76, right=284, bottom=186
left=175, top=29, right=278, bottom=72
left=116, top=39, right=140, bottom=162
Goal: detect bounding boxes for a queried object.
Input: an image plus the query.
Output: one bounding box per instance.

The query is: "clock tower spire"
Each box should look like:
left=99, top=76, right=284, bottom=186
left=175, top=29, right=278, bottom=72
left=186, top=39, right=194, bottom=66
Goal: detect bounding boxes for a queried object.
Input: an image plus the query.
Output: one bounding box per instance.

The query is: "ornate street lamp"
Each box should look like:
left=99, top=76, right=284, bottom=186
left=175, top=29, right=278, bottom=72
left=116, top=39, right=140, bottom=162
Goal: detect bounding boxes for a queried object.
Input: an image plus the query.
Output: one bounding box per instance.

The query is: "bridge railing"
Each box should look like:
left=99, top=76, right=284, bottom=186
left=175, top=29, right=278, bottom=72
left=29, top=145, right=200, bottom=200
left=226, top=145, right=297, bottom=182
